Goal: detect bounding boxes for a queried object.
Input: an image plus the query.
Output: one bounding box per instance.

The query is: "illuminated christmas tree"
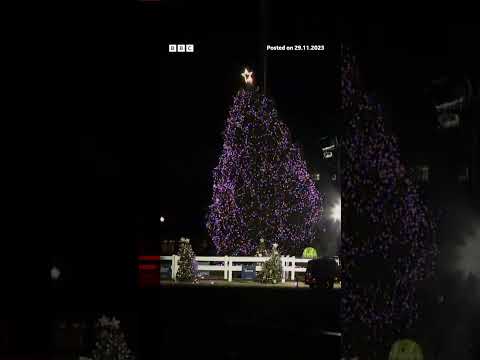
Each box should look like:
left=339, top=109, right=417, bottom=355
left=176, top=238, right=197, bottom=282
left=258, top=243, right=282, bottom=283
left=340, top=46, right=439, bottom=359
left=255, top=238, right=267, bottom=257
left=207, top=70, right=323, bottom=256
left=92, top=315, right=135, bottom=360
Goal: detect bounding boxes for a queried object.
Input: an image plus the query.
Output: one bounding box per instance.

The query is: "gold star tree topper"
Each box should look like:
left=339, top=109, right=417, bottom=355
left=241, top=68, right=254, bottom=85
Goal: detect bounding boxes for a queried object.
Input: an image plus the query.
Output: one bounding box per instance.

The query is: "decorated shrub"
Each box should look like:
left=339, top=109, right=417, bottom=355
left=302, top=246, right=318, bottom=259
left=92, top=315, right=135, bottom=360
left=255, top=238, right=268, bottom=257
left=258, top=243, right=282, bottom=283
left=176, top=238, right=197, bottom=282
left=388, top=339, right=423, bottom=360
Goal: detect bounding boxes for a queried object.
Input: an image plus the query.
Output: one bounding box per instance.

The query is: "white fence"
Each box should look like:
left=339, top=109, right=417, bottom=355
left=139, top=255, right=313, bottom=282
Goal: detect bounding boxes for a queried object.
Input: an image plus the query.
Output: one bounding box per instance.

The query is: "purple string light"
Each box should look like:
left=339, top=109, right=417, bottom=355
left=340, top=46, right=439, bottom=358
left=207, top=87, right=324, bottom=256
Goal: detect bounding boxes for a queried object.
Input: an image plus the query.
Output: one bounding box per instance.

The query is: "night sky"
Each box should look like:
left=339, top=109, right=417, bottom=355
left=149, top=3, right=342, bottom=250
left=151, top=6, right=480, bottom=249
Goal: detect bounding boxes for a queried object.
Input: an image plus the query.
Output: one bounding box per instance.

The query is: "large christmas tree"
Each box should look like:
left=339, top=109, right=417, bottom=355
left=340, top=47, right=439, bottom=358
left=207, top=73, right=323, bottom=256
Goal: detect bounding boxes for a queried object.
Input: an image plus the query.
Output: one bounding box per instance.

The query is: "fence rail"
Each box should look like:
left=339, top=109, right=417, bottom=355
left=138, top=255, right=313, bottom=282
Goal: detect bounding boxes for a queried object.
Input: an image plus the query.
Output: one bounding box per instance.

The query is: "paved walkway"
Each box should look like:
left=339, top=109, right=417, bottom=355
left=160, top=279, right=308, bottom=288
left=159, top=279, right=341, bottom=289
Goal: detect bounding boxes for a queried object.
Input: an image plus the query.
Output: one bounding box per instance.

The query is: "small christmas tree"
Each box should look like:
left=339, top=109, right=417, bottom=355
left=255, top=238, right=268, bottom=257
left=176, top=238, right=197, bottom=282
left=258, top=243, right=282, bottom=283
left=92, top=315, right=135, bottom=360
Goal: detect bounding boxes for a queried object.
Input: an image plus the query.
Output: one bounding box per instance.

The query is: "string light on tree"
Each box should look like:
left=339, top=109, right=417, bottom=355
left=176, top=238, right=197, bottom=281
left=339, top=45, right=438, bottom=359
left=92, top=315, right=135, bottom=360
left=207, top=84, right=324, bottom=256
left=258, top=243, right=282, bottom=283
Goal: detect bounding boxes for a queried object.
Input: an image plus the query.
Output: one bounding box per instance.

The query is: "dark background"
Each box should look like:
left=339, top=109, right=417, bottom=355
left=144, top=3, right=342, bottom=254
left=27, top=3, right=479, bottom=290
left=13, top=1, right=476, bottom=301
left=5, top=2, right=479, bottom=357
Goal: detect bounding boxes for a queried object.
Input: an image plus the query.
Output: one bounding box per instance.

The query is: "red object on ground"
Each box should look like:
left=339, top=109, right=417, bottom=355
left=138, top=256, right=161, bottom=287
left=138, top=255, right=161, bottom=261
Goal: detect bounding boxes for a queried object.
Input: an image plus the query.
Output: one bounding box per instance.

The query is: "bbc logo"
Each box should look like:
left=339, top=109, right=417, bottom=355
left=169, top=44, right=194, bottom=53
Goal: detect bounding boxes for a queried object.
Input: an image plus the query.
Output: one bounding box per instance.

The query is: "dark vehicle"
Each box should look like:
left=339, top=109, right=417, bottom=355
left=305, top=257, right=339, bottom=289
